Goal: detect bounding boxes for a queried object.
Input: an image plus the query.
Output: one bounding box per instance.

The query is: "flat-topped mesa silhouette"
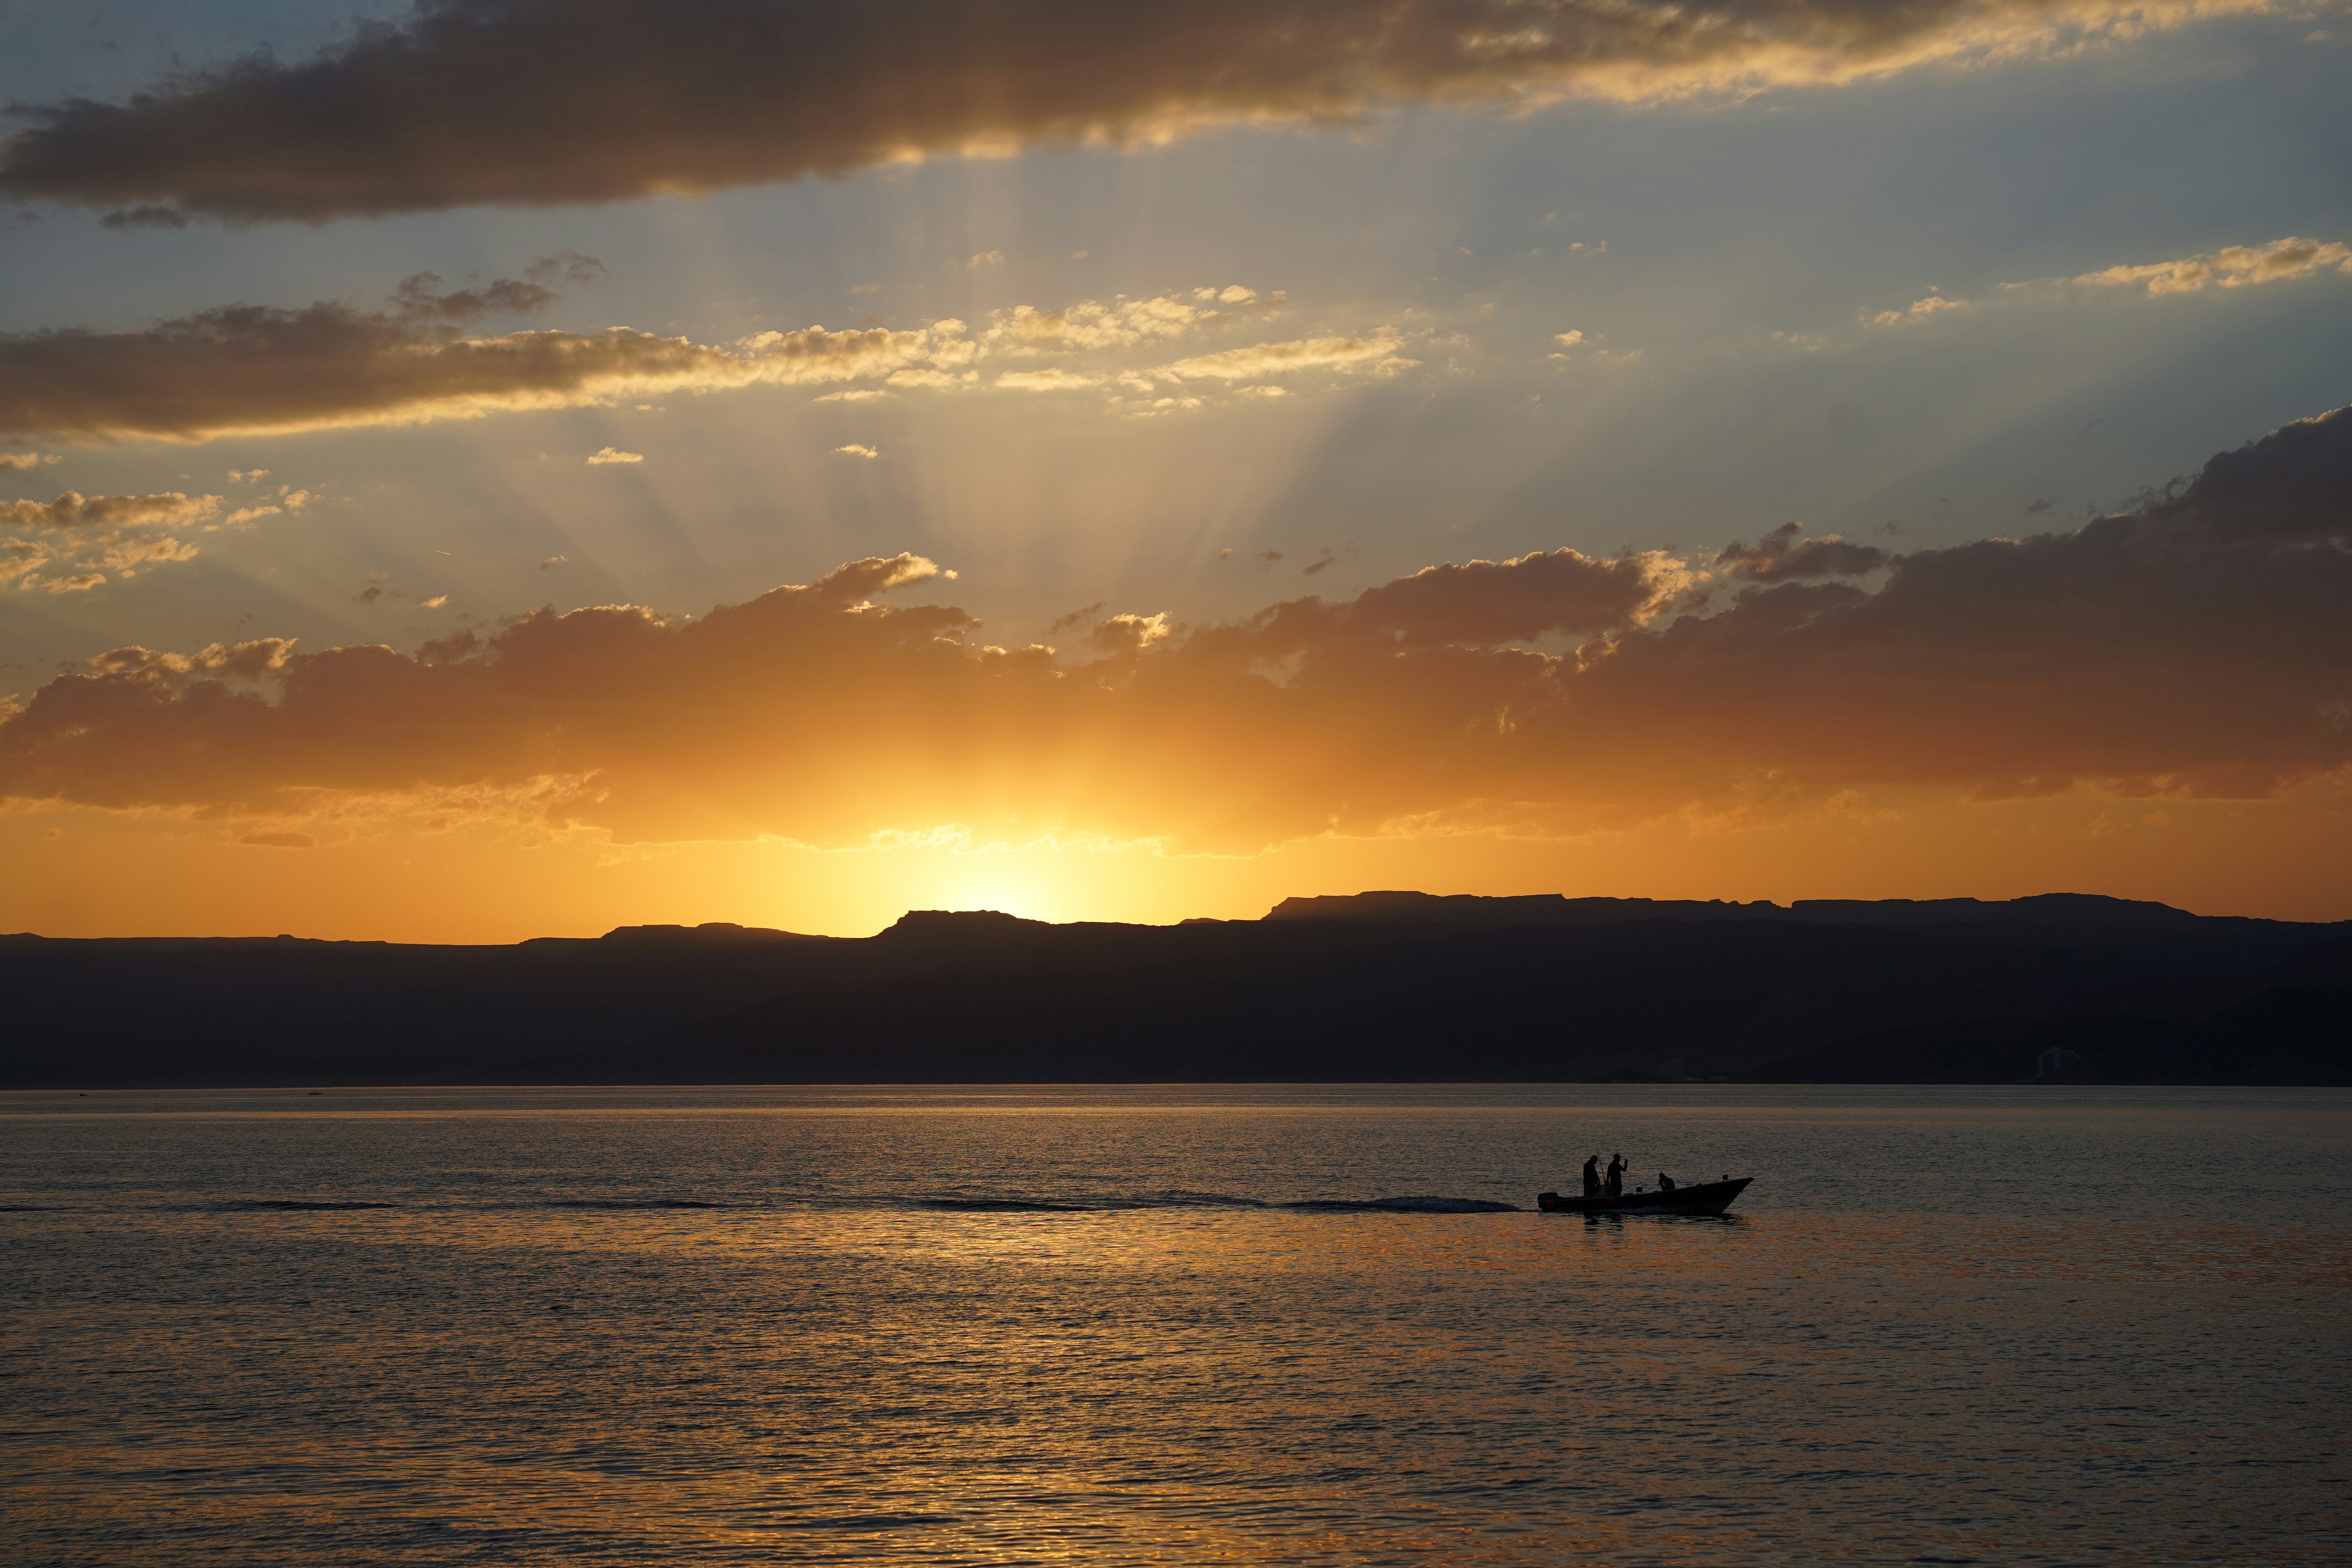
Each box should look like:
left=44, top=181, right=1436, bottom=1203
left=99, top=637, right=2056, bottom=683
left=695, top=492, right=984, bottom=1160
left=3, top=892, right=2345, bottom=1087
left=1266, top=892, right=1783, bottom=925
left=883, top=909, right=1053, bottom=938
left=1263, top=891, right=2210, bottom=930
left=600, top=921, right=826, bottom=944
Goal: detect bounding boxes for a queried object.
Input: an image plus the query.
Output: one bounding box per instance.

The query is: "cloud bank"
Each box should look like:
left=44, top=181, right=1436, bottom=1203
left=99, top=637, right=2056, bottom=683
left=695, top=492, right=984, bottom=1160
left=2, top=404, right=2343, bottom=841
left=0, top=0, right=2285, bottom=224
left=0, top=303, right=943, bottom=445
left=0, top=279, right=1396, bottom=444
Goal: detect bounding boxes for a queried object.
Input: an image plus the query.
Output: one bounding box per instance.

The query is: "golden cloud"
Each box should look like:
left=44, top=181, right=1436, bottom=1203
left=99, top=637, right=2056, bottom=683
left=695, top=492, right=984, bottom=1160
left=2065, top=236, right=2352, bottom=296
left=986, top=296, right=1210, bottom=353
left=1889, top=236, right=2352, bottom=327
left=1, top=490, right=229, bottom=593
left=2, top=490, right=222, bottom=532
left=0, top=0, right=2289, bottom=223
left=1152, top=334, right=1405, bottom=383
left=4, top=406, right=2344, bottom=847
left=1870, top=294, right=1969, bottom=325
left=995, top=368, right=1104, bottom=392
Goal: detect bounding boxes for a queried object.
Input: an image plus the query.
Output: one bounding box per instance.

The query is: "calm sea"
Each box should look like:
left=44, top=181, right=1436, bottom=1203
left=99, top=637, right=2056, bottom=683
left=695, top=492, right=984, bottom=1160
left=4, top=1085, right=2346, bottom=1566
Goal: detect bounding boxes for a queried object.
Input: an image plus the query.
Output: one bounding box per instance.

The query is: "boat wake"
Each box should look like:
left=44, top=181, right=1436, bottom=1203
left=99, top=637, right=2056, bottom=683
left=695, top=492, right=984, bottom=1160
left=22, top=1190, right=1528, bottom=1217
left=910, top=1191, right=1520, bottom=1215
left=1284, top=1196, right=1521, bottom=1214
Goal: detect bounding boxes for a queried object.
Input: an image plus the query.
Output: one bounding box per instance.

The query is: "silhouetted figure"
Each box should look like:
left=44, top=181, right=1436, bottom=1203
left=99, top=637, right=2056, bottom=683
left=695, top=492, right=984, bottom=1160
left=1604, top=1153, right=1625, bottom=1199
left=1581, top=1155, right=1602, bottom=1199
left=1658, top=1172, right=1676, bottom=1192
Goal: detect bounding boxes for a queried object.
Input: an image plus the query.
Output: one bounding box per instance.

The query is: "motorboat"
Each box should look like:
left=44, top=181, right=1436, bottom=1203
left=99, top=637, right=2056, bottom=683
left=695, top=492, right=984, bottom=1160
left=1536, top=1176, right=1751, bottom=1216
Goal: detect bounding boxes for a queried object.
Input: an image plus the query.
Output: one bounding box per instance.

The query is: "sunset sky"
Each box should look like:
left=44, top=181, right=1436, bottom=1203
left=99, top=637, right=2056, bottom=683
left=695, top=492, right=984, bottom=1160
left=2, top=0, right=2347, bottom=938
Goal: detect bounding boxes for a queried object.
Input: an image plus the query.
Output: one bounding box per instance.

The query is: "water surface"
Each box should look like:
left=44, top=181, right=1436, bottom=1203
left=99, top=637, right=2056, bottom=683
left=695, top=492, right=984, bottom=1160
left=5, top=1085, right=2346, bottom=1564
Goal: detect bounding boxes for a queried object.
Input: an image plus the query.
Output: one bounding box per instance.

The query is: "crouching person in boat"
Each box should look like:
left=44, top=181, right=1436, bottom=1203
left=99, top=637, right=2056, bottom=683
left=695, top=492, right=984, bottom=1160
left=1658, top=1172, right=1676, bottom=1192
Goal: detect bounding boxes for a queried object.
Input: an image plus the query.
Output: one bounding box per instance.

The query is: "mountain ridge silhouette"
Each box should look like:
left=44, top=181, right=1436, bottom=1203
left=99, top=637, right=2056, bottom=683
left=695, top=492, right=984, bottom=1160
left=5, top=892, right=2345, bottom=1087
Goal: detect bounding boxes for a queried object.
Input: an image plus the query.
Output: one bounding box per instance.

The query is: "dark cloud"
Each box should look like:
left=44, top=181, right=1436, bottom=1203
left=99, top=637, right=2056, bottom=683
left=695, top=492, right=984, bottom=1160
left=0, top=0, right=2259, bottom=224
left=1595, top=406, right=2352, bottom=802
left=2151, top=402, right=2352, bottom=543
left=388, top=271, right=557, bottom=323
left=522, top=251, right=606, bottom=289
left=1, top=408, right=2343, bottom=846
left=1331, top=547, right=1677, bottom=645
left=0, top=264, right=933, bottom=443
left=385, top=252, right=605, bottom=323
left=1714, top=521, right=1891, bottom=581
left=1047, top=602, right=1106, bottom=635
left=2, top=491, right=220, bottom=532
left=99, top=204, right=189, bottom=230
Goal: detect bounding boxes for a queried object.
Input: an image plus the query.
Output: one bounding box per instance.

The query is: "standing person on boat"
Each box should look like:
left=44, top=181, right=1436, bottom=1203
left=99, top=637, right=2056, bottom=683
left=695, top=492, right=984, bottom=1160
left=1604, top=1154, right=1625, bottom=1200
left=1581, top=1155, right=1602, bottom=1200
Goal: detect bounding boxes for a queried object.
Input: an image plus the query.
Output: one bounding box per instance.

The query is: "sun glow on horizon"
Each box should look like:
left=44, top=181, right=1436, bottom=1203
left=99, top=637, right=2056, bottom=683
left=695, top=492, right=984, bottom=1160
left=4, top=775, right=2345, bottom=944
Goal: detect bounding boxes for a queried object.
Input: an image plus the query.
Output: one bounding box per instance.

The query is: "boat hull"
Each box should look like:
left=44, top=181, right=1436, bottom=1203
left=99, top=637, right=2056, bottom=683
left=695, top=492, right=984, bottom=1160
left=1536, top=1177, right=1751, bottom=1216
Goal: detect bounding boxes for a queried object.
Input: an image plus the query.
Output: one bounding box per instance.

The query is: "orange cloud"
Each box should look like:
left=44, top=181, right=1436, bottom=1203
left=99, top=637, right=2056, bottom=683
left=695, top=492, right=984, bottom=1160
left=0, top=0, right=2288, bottom=224
left=2, top=408, right=2344, bottom=848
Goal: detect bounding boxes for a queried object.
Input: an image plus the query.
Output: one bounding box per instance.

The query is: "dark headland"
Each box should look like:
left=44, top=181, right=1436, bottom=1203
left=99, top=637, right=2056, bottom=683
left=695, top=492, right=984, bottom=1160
left=5, top=892, right=2346, bottom=1087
